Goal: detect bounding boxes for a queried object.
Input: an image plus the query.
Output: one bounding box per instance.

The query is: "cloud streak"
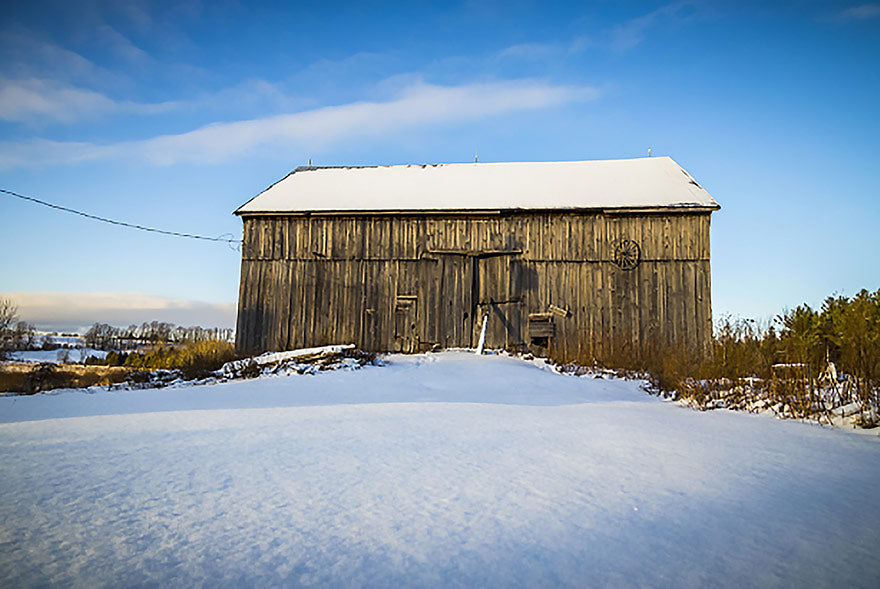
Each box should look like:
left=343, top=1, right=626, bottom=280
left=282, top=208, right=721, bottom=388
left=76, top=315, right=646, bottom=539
left=0, top=78, right=178, bottom=124
left=609, top=1, right=699, bottom=52
left=0, top=79, right=598, bottom=168
left=495, top=36, right=592, bottom=61
left=836, top=3, right=880, bottom=20
left=3, top=292, right=236, bottom=331
left=485, top=3, right=700, bottom=59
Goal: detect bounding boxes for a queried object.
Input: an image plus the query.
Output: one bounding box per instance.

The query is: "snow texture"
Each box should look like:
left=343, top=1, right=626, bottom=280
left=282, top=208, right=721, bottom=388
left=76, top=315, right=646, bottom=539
left=235, top=157, right=719, bottom=214
left=217, top=344, right=369, bottom=380
left=0, top=352, right=878, bottom=587
left=220, top=343, right=357, bottom=374
left=8, top=348, right=108, bottom=363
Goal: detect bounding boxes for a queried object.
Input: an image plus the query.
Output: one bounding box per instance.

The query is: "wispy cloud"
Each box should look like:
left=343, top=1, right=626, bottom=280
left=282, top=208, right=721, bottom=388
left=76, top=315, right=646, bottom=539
left=0, top=78, right=178, bottom=124
left=609, top=1, right=698, bottom=52
left=94, top=22, right=153, bottom=66
left=488, top=3, right=699, bottom=59
left=0, top=79, right=598, bottom=168
left=191, top=78, right=317, bottom=116
left=836, top=3, right=880, bottom=20
left=0, top=29, right=116, bottom=86
left=0, top=138, right=111, bottom=168
left=495, top=36, right=591, bottom=61
left=497, top=42, right=564, bottom=60
left=0, top=78, right=115, bottom=123
left=3, top=291, right=236, bottom=330
left=0, top=21, right=205, bottom=105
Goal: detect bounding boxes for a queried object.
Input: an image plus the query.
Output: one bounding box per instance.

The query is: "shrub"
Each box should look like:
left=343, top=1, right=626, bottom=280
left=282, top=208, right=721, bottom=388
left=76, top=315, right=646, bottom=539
left=107, top=339, right=236, bottom=379
left=629, top=288, right=880, bottom=424
left=578, top=288, right=878, bottom=426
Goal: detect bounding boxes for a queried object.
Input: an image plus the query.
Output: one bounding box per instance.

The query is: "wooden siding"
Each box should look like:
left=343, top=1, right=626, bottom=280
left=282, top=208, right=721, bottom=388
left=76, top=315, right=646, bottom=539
left=235, top=212, right=713, bottom=361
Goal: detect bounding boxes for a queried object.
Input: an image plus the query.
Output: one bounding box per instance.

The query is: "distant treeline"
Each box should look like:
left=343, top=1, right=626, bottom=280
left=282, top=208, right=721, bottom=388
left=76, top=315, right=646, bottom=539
left=0, top=298, right=36, bottom=357
left=712, top=288, right=880, bottom=385
left=84, top=321, right=235, bottom=350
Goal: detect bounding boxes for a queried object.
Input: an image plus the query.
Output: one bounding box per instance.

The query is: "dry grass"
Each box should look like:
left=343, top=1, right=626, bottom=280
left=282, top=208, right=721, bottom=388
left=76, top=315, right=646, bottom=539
left=103, top=340, right=236, bottom=379
left=0, top=363, right=132, bottom=394
left=1, top=340, right=237, bottom=394
left=572, top=305, right=880, bottom=428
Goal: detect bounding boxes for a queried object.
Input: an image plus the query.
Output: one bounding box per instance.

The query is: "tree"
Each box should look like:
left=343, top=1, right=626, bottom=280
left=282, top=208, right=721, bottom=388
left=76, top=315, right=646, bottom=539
left=12, top=321, right=36, bottom=350
left=84, top=323, right=115, bottom=350
left=833, top=289, right=880, bottom=410
left=779, top=305, right=823, bottom=370
left=0, top=298, right=19, bottom=359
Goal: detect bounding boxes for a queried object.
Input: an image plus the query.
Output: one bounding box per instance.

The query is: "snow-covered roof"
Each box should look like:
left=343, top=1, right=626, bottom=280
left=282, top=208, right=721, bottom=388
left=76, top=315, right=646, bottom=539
left=235, top=156, right=719, bottom=215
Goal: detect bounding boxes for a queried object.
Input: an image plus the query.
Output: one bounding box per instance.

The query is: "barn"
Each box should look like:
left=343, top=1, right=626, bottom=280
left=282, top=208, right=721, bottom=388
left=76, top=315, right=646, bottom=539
left=234, top=157, right=720, bottom=362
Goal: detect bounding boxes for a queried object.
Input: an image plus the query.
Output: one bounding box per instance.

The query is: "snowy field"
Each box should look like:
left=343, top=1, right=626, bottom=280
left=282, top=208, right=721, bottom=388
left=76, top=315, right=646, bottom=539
left=1, top=352, right=878, bottom=587
left=8, top=347, right=108, bottom=363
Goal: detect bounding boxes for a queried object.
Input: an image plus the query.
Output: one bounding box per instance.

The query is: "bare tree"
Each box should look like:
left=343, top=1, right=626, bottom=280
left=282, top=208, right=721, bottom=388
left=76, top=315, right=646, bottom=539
left=0, top=297, right=19, bottom=359
left=0, top=298, right=15, bottom=331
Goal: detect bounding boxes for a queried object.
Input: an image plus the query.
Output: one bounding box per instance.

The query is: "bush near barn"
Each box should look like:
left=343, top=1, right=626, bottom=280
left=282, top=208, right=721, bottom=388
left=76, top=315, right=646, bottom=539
left=612, top=288, right=880, bottom=427
left=94, top=340, right=236, bottom=379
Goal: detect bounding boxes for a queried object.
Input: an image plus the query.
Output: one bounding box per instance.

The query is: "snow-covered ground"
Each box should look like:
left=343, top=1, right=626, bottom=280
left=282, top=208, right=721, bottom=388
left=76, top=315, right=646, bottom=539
left=8, top=347, right=108, bottom=363
left=1, top=352, right=878, bottom=587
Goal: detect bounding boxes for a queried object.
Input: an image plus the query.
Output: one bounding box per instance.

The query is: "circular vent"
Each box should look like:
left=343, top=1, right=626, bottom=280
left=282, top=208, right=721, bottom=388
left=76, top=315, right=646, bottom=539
left=612, top=239, right=641, bottom=270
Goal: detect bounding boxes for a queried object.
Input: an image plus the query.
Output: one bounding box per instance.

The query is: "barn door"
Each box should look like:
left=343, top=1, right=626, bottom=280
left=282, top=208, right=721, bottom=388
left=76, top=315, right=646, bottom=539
left=424, top=253, right=524, bottom=351
left=394, top=295, right=418, bottom=353
left=359, top=261, right=383, bottom=352
left=425, top=254, right=475, bottom=348
left=475, top=254, right=525, bottom=351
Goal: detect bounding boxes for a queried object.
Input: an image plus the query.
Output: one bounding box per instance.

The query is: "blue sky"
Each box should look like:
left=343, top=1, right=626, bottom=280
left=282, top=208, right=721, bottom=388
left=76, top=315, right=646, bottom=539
left=1, top=0, right=878, bottom=331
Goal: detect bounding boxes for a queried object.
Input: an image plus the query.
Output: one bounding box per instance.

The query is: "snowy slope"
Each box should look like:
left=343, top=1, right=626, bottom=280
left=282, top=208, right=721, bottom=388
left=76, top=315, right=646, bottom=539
left=1, top=352, right=878, bottom=587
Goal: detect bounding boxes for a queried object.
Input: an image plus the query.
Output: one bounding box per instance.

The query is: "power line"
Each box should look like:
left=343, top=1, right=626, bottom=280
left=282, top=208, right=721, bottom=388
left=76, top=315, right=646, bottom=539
left=1, top=187, right=240, bottom=244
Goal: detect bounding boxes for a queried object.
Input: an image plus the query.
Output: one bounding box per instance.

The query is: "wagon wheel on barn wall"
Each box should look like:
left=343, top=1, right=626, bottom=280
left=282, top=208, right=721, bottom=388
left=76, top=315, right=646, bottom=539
left=612, top=239, right=641, bottom=270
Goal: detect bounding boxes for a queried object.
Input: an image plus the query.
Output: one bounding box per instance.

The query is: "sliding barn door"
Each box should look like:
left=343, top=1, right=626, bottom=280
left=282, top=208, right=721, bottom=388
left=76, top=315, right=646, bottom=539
left=475, top=255, right=526, bottom=352
left=422, top=254, right=475, bottom=349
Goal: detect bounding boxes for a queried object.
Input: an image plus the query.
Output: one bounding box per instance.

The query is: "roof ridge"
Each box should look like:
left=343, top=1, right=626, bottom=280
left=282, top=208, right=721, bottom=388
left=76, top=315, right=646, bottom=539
left=235, top=156, right=718, bottom=215
left=294, top=163, right=453, bottom=173
left=293, top=157, right=668, bottom=173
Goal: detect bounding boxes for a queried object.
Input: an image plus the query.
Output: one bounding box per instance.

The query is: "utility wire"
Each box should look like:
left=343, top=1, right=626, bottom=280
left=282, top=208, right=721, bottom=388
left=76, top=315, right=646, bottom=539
left=1, top=187, right=240, bottom=244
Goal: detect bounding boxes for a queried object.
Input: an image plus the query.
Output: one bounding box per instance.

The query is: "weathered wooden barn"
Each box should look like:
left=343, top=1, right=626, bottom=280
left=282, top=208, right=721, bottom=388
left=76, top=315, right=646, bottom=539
left=234, top=157, right=720, bottom=361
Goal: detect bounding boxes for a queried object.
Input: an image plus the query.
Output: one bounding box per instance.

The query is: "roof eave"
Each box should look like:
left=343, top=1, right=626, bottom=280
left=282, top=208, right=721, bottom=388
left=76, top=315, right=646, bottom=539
left=234, top=204, right=720, bottom=217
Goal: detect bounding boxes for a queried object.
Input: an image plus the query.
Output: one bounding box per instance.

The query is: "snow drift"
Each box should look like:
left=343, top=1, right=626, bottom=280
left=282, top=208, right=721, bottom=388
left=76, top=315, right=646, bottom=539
left=0, top=352, right=878, bottom=587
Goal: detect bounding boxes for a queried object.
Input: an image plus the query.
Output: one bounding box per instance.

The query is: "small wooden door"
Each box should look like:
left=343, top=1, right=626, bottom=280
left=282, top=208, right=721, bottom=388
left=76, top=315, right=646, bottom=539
left=394, top=295, right=418, bottom=352
left=475, top=255, right=525, bottom=351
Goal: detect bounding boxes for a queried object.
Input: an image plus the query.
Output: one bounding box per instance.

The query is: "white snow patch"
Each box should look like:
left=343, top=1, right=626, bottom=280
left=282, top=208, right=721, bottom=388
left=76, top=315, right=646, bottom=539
left=8, top=348, right=108, bottom=364
left=217, top=343, right=367, bottom=380
left=246, top=343, right=356, bottom=365
left=0, top=352, right=877, bottom=587
left=221, top=343, right=356, bottom=372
